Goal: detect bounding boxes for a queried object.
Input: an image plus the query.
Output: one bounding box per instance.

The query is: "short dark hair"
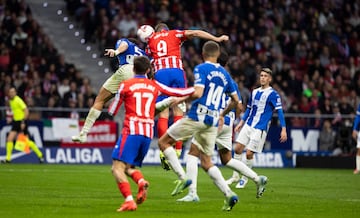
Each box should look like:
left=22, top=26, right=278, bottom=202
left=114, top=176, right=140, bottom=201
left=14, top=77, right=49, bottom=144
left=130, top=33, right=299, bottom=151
left=217, top=50, right=229, bottom=67
left=155, top=23, right=169, bottom=32
left=133, top=56, right=151, bottom=75
left=261, top=67, right=272, bottom=76
left=202, top=41, right=220, bottom=58
left=128, top=37, right=140, bottom=45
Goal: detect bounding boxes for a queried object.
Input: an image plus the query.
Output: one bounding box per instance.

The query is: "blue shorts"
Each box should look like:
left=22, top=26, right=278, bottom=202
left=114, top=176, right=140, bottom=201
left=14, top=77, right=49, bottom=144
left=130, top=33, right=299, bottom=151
left=154, top=68, right=187, bottom=102
left=112, top=134, right=151, bottom=167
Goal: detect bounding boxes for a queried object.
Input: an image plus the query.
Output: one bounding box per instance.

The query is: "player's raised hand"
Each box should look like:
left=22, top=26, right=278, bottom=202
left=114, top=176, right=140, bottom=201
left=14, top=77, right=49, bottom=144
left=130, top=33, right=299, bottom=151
left=104, top=49, right=117, bottom=57
left=234, top=120, right=244, bottom=132
left=217, top=35, right=229, bottom=42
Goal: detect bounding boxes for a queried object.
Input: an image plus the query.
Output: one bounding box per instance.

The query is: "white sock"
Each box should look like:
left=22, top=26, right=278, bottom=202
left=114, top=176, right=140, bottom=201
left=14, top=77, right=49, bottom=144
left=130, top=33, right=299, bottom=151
left=231, top=153, right=242, bottom=179
left=207, top=166, right=232, bottom=197
left=125, top=195, right=134, bottom=201
left=241, top=158, right=253, bottom=180
left=356, top=155, right=360, bottom=171
left=226, top=158, right=259, bottom=183
left=81, top=108, right=101, bottom=134
left=186, top=154, right=198, bottom=195
left=245, top=158, right=254, bottom=168
left=163, top=147, right=186, bottom=180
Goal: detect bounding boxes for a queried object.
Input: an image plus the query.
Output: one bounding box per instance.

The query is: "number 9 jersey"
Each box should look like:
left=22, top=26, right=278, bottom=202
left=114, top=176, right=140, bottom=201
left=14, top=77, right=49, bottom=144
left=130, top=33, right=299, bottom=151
left=146, top=29, right=187, bottom=72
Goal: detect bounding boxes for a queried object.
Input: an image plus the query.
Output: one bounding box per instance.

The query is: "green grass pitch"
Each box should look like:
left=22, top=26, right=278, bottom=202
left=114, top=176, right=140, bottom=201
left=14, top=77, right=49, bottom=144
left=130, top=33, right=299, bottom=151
left=0, top=164, right=359, bottom=218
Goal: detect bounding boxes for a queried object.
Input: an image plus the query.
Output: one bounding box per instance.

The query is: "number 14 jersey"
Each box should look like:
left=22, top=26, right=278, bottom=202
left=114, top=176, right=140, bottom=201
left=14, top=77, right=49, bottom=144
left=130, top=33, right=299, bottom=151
left=187, top=62, right=237, bottom=127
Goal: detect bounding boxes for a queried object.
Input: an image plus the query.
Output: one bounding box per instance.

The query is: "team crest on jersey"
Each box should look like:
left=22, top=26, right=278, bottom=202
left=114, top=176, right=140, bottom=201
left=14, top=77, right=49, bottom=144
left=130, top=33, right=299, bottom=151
left=261, top=95, right=267, bottom=101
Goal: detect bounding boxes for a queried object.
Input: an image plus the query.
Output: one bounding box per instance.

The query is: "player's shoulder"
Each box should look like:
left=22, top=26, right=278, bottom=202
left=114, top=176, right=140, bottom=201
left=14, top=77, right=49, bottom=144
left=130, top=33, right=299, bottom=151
left=266, top=87, right=281, bottom=98
left=170, top=29, right=185, bottom=34
left=231, top=79, right=239, bottom=88
left=116, top=38, right=131, bottom=48
left=14, top=96, right=23, bottom=102
left=253, top=87, right=261, bottom=93
left=117, top=38, right=130, bottom=44
left=269, top=86, right=278, bottom=94
left=168, top=29, right=185, bottom=39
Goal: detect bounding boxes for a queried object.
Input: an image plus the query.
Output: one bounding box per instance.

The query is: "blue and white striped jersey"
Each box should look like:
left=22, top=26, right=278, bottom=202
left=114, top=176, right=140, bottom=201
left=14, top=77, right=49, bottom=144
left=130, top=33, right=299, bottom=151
left=115, top=38, right=146, bottom=66
left=187, top=61, right=237, bottom=126
left=243, top=86, right=283, bottom=131
left=221, top=79, right=241, bottom=126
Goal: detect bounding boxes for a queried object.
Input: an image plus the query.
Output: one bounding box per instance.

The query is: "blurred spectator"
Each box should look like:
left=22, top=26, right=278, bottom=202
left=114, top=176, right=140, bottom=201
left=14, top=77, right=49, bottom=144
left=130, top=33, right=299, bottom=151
left=334, top=122, right=353, bottom=155
left=11, top=26, right=28, bottom=46
left=57, top=78, right=70, bottom=99
left=338, top=96, right=354, bottom=115
left=311, top=108, right=323, bottom=129
left=82, top=2, right=97, bottom=43
left=32, top=85, right=46, bottom=107
left=331, top=104, right=343, bottom=128
left=117, top=13, right=137, bottom=37
left=67, top=98, right=80, bottom=119
left=62, top=81, right=78, bottom=107
left=318, top=120, right=336, bottom=152
left=42, top=96, right=61, bottom=119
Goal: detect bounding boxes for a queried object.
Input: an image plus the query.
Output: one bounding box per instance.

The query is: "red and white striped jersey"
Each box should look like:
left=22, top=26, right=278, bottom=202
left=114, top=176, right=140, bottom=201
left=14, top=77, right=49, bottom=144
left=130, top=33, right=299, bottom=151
left=146, top=29, right=187, bottom=72
left=108, top=76, right=194, bottom=138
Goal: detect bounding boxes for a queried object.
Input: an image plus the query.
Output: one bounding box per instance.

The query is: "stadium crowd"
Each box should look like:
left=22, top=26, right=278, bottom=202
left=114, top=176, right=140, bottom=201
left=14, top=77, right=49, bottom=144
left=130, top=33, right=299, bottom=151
left=0, top=0, right=359, bottom=153
left=64, top=0, right=360, bottom=154
left=0, top=0, right=98, bottom=120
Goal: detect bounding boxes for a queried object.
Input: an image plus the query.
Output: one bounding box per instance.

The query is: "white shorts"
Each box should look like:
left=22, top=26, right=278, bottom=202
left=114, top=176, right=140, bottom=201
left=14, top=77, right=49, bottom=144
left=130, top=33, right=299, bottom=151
left=357, top=133, right=360, bottom=149
left=103, top=64, right=134, bottom=94
left=235, top=124, right=267, bottom=153
left=167, top=117, right=218, bottom=156
left=215, top=125, right=233, bottom=151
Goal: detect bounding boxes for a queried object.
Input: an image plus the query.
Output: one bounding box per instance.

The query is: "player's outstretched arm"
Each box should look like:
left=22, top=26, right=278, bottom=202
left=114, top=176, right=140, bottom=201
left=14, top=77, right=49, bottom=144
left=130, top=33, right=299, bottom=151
left=104, top=41, right=129, bottom=57
left=185, top=30, right=229, bottom=42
